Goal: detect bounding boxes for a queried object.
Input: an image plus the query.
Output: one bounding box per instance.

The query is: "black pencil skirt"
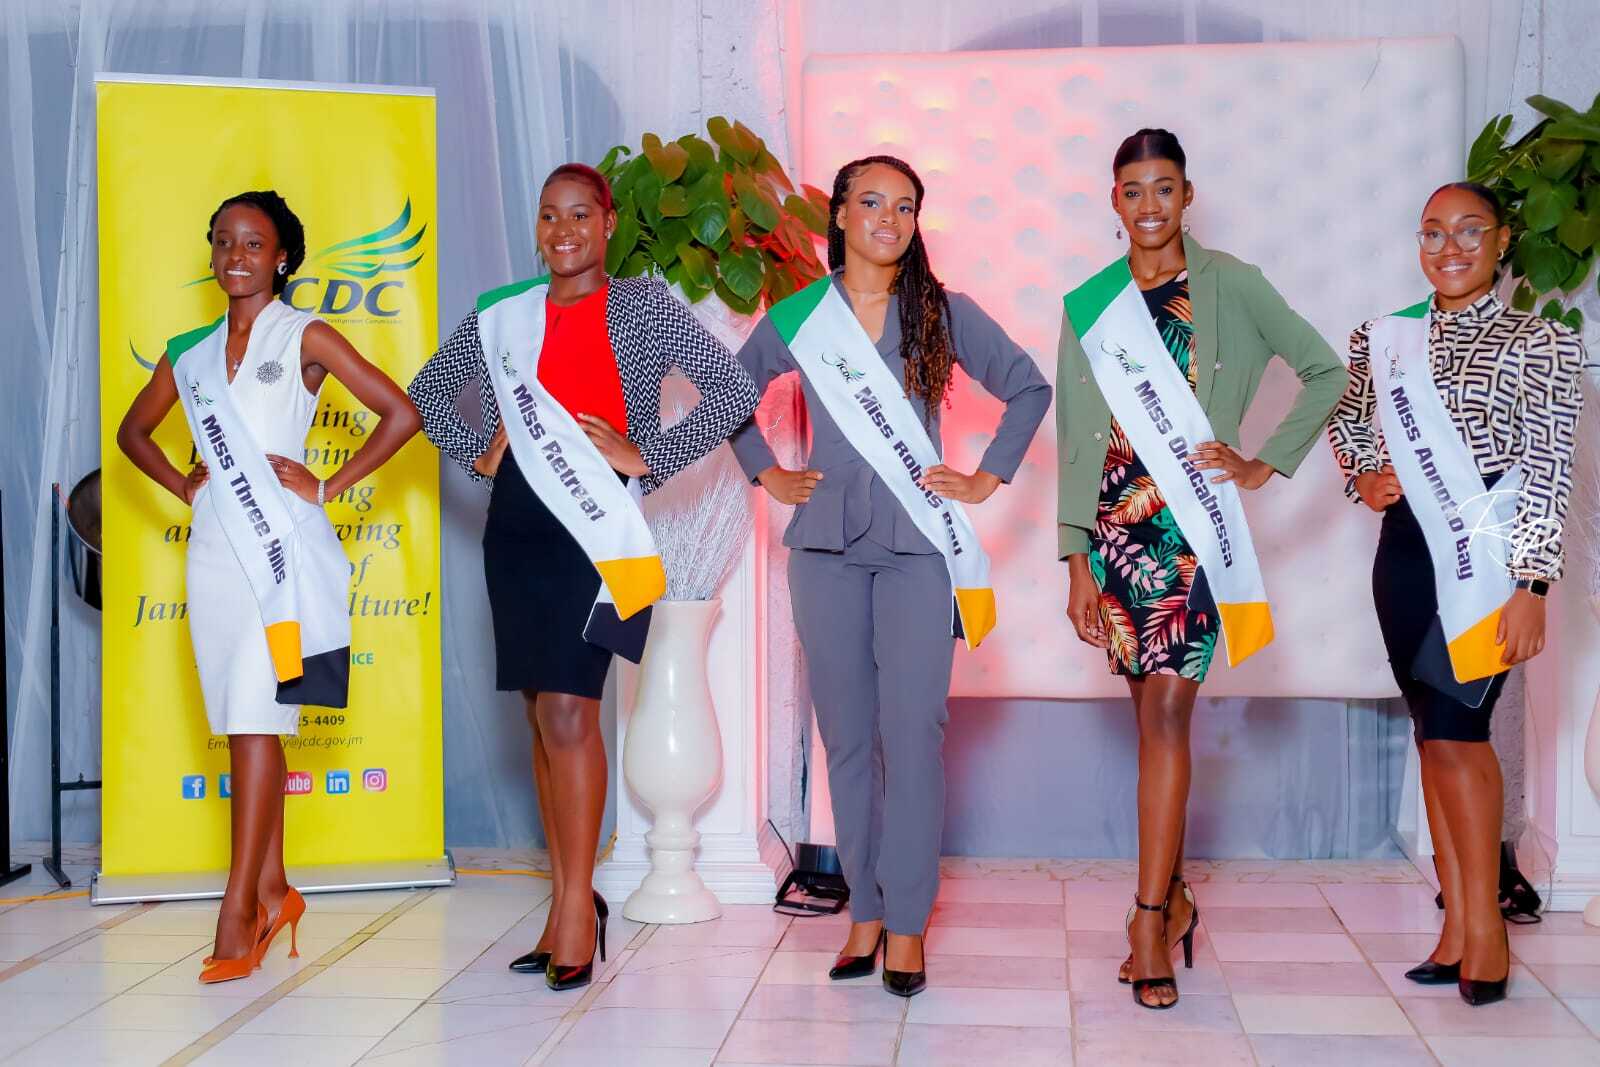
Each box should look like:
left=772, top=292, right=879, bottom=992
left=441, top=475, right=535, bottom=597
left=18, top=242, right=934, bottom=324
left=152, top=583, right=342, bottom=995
left=1370, top=477, right=1508, bottom=744
left=483, top=454, right=614, bottom=699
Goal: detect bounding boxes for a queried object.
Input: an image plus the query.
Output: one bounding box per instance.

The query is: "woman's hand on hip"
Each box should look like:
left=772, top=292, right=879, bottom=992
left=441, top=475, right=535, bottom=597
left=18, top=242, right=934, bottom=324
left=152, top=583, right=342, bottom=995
left=1498, top=587, right=1547, bottom=666
left=922, top=465, right=1001, bottom=504
left=266, top=454, right=321, bottom=504
left=577, top=414, right=650, bottom=477
left=1188, top=441, right=1274, bottom=490
left=1066, top=554, right=1108, bottom=648
left=182, top=462, right=209, bottom=505
left=756, top=465, right=823, bottom=505
left=1354, top=466, right=1404, bottom=513
left=473, top=425, right=509, bottom=478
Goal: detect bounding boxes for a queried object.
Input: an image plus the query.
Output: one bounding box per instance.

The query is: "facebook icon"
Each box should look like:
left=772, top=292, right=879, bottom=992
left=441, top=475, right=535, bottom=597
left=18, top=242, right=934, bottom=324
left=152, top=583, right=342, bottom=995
left=181, top=775, right=206, bottom=800
left=326, top=770, right=351, bottom=796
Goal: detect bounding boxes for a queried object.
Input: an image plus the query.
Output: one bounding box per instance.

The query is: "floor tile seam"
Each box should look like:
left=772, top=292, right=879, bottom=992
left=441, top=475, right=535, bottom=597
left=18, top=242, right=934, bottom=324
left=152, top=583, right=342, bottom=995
left=0, top=900, right=158, bottom=983
left=158, top=886, right=437, bottom=1067
left=525, top=920, right=662, bottom=1066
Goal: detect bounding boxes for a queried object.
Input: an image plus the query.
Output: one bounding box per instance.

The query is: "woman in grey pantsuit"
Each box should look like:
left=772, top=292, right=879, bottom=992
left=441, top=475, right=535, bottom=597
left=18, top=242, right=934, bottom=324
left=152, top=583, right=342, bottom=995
left=730, top=156, right=1050, bottom=996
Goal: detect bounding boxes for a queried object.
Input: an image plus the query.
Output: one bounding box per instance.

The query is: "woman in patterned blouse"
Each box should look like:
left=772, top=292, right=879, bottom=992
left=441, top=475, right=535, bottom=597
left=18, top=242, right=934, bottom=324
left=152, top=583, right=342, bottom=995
left=408, top=164, right=757, bottom=990
left=1327, top=182, right=1585, bottom=1005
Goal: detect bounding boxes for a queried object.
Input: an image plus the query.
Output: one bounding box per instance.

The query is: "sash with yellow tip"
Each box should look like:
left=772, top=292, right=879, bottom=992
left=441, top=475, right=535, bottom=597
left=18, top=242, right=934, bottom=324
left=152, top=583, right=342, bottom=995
left=1065, top=258, right=1273, bottom=668
left=769, top=278, right=996, bottom=649
left=1370, top=299, right=1518, bottom=684
left=169, top=301, right=351, bottom=707
left=476, top=277, right=664, bottom=662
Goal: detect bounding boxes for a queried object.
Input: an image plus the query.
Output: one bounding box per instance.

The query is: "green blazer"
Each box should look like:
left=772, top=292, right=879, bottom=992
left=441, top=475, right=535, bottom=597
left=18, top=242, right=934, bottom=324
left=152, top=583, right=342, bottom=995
left=1055, top=236, right=1348, bottom=558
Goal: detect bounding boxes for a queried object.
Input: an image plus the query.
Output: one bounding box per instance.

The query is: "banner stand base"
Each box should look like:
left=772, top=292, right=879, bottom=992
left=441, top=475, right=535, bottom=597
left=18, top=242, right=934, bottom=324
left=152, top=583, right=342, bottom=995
left=88, top=851, right=456, bottom=905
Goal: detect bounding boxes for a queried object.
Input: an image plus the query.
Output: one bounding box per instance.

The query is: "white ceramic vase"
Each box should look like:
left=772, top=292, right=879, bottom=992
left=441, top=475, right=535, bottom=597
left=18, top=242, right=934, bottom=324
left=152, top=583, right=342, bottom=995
left=621, top=598, right=725, bottom=923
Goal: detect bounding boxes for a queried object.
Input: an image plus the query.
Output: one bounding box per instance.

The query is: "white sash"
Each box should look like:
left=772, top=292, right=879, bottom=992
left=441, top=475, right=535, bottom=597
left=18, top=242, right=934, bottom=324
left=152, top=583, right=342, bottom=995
left=1370, top=303, right=1518, bottom=683
left=169, top=302, right=351, bottom=704
left=1065, top=259, right=1273, bottom=667
left=773, top=279, right=996, bottom=649
left=476, top=279, right=665, bottom=659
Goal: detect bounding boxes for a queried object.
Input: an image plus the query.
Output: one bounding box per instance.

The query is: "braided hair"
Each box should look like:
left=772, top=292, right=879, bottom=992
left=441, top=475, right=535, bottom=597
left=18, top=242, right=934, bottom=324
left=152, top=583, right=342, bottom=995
left=207, top=190, right=306, bottom=295
left=827, top=155, right=954, bottom=417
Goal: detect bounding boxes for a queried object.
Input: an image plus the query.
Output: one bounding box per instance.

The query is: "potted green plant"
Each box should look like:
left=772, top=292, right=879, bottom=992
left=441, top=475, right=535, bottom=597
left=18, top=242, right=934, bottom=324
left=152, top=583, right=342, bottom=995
left=597, top=117, right=831, bottom=316
left=1468, top=92, right=1600, bottom=331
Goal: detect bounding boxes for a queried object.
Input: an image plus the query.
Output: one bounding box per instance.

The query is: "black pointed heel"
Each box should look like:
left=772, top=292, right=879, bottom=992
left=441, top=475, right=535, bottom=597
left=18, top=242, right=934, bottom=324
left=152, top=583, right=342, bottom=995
left=829, top=929, right=885, bottom=981
left=1404, top=959, right=1461, bottom=984
left=881, top=933, right=926, bottom=998
left=543, top=890, right=609, bottom=991
left=1458, top=927, right=1510, bottom=1006
left=511, top=890, right=608, bottom=974
left=1126, top=896, right=1179, bottom=1010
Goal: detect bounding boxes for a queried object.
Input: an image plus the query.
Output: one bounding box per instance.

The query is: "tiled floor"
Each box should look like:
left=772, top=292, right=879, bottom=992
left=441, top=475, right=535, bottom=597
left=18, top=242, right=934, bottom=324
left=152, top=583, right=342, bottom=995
left=1, top=848, right=1597, bottom=1065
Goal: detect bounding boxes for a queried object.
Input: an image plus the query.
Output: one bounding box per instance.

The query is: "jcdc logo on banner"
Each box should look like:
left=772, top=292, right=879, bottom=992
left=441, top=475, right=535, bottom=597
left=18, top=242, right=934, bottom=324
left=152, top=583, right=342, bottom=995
left=180, top=768, right=388, bottom=799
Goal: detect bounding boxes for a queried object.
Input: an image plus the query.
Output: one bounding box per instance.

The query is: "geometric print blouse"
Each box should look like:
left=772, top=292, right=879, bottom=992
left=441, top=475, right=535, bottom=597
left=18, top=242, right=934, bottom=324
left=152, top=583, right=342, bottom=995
left=1326, top=290, right=1587, bottom=581
left=407, top=274, right=759, bottom=496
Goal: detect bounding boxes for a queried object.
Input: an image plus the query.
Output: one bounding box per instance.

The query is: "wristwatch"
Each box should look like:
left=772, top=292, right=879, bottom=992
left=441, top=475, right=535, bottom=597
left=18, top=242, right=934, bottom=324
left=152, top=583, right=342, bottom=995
left=1514, top=577, right=1550, bottom=599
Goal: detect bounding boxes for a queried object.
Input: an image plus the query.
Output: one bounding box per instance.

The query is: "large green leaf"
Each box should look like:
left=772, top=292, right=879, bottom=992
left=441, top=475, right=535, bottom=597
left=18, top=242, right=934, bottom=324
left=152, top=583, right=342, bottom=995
left=688, top=199, right=729, bottom=246
left=677, top=134, right=718, bottom=183
left=1467, top=114, right=1511, bottom=179
left=1543, top=118, right=1600, bottom=143
left=634, top=171, right=664, bottom=226
left=753, top=147, right=795, bottom=191
left=1519, top=232, right=1577, bottom=290
left=734, top=173, right=781, bottom=231
left=604, top=213, right=641, bottom=275
left=1507, top=165, right=1537, bottom=192
left=717, top=244, right=766, bottom=300
left=1523, top=178, right=1578, bottom=232
left=610, top=154, right=651, bottom=201
left=643, top=135, right=689, bottom=182
left=1512, top=279, right=1537, bottom=311
left=708, top=115, right=759, bottom=164
left=597, top=144, right=631, bottom=178
left=784, top=193, right=828, bottom=234
left=655, top=217, right=692, bottom=251
left=618, top=250, right=654, bottom=278
left=1561, top=250, right=1594, bottom=290
left=1557, top=209, right=1600, bottom=253
left=675, top=242, right=716, bottom=290
left=714, top=278, right=760, bottom=316
left=1529, top=94, right=1579, bottom=120
left=658, top=184, right=690, bottom=218
left=647, top=237, right=680, bottom=271
left=1537, top=140, right=1587, bottom=179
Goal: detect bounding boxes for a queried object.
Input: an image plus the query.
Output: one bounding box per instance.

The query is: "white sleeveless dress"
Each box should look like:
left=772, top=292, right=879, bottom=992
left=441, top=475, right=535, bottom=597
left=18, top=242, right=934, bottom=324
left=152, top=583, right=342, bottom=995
left=185, top=301, right=348, bottom=735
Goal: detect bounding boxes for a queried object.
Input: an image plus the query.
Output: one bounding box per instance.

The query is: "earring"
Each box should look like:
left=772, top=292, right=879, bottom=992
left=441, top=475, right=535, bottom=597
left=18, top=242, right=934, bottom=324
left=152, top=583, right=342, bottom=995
left=1114, top=222, right=1124, bottom=240
left=277, top=263, right=287, bottom=275
left=1182, top=222, right=1191, bottom=235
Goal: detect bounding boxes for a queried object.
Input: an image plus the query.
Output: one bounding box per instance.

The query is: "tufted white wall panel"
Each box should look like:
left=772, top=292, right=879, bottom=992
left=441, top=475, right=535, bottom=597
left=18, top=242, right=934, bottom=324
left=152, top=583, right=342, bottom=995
left=802, top=36, right=1465, bottom=699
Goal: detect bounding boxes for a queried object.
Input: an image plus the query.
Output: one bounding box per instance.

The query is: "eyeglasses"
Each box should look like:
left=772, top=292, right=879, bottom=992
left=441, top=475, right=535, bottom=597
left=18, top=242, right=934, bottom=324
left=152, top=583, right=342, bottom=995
left=1415, top=225, right=1492, bottom=255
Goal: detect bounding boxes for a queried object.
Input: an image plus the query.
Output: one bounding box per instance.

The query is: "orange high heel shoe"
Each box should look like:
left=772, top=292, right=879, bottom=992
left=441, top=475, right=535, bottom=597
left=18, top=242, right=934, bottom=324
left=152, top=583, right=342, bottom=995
left=258, top=886, right=306, bottom=960
left=200, top=904, right=268, bottom=984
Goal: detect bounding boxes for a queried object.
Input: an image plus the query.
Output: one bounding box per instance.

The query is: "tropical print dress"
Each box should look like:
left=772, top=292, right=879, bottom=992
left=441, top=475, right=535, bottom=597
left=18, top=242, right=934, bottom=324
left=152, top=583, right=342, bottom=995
left=1088, top=273, right=1221, bottom=681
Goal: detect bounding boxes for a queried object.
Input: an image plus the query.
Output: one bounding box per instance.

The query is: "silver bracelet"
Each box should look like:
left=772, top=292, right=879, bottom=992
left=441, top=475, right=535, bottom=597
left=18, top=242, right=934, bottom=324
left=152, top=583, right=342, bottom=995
left=317, top=479, right=326, bottom=507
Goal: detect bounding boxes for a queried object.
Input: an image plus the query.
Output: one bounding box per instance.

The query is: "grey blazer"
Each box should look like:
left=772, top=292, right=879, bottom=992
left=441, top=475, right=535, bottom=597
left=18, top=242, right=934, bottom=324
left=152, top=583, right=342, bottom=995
left=729, top=273, right=1052, bottom=554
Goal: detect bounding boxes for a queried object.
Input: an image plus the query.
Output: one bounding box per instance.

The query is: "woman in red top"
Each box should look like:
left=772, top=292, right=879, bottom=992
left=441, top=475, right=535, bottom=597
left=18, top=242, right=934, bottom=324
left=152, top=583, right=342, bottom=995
left=409, top=164, right=757, bottom=990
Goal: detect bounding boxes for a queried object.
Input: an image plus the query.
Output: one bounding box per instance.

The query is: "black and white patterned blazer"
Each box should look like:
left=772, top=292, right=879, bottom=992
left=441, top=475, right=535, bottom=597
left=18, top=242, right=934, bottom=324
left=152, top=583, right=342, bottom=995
left=408, top=275, right=758, bottom=495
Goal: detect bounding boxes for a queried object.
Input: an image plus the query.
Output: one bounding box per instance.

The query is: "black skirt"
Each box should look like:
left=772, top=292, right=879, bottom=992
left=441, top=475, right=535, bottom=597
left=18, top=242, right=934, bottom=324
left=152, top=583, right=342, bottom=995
left=483, top=454, right=615, bottom=698
left=1371, top=473, right=1508, bottom=743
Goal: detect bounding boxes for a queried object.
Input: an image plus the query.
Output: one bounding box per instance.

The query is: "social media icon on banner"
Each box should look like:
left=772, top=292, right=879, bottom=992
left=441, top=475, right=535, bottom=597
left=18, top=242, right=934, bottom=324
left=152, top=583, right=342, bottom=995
left=362, top=768, right=388, bottom=793
left=218, top=774, right=231, bottom=798
left=284, top=771, right=313, bottom=796
left=181, top=775, right=206, bottom=799
left=326, top=771, right=351, bottom=795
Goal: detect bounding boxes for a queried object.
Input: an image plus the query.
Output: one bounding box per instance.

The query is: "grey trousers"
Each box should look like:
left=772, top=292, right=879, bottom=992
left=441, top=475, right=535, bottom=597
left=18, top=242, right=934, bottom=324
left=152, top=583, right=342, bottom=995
left=790, top=539, right=955, bottom=935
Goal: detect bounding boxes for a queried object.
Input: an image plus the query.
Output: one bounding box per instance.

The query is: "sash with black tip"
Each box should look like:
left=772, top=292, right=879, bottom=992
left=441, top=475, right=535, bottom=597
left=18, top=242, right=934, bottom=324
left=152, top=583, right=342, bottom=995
left=168, top=303, right=351, bottom=707
left=476, top=277, right=665, bottom=662
left=1370, top=299, right=1519, bottom=685
left=1065, top=258, right=1273, bottom=668
left=768, top=278, right=997, bottom=649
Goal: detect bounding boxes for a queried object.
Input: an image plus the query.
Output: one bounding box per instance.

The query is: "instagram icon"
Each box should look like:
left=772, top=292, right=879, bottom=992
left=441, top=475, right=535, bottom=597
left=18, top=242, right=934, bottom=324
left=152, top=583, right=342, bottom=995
left=362, top=768, right=388, bottom=793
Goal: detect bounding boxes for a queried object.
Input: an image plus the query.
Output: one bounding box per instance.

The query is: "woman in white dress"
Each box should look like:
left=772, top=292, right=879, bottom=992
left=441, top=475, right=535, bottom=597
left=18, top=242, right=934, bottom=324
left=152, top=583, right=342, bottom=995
left=117, top=190, right=420, bottom=982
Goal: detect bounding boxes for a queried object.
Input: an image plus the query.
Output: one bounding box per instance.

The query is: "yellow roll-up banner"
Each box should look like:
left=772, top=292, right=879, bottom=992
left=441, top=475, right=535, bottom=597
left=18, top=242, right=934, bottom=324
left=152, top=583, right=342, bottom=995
left=96, top=75, right=442, bottom=884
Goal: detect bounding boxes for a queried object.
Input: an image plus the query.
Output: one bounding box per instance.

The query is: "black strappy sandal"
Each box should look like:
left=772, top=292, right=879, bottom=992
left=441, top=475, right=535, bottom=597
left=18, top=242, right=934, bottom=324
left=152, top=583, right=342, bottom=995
left=1125, top=896, right=1182, bottom=1010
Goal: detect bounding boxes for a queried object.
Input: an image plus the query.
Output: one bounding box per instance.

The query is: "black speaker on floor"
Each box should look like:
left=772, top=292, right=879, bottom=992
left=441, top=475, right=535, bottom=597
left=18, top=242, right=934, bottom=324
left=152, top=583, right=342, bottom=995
left=773, top=840, right=849, bottom=917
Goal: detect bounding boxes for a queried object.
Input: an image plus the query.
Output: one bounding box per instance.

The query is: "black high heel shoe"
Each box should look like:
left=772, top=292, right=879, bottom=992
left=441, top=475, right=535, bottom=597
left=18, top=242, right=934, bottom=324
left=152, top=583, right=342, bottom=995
left=511, top=890, right=608, bottom=974
left=1403, top=959, right=1461, bottom=985
left=828, top=929, right=885, bottom=981
left=1458, top=927, right=1510, bottom=1006
left=544, top=891, right=610, bottom=991
left=1126, top=897, right=1183, bottom=1010
left=1119, top=876, right=1193, bottom=985
left=881, top=933, right=926, bottom=998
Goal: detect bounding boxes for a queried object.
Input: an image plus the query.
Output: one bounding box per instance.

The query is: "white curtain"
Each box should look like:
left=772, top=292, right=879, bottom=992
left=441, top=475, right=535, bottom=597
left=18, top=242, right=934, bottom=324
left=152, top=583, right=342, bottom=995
left=0, top=0, right=787, bottom=848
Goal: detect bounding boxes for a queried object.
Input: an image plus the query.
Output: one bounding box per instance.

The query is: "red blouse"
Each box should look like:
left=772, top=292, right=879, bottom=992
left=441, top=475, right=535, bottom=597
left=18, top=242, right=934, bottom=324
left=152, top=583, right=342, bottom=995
left=537, top=282, right=628, bottom=434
